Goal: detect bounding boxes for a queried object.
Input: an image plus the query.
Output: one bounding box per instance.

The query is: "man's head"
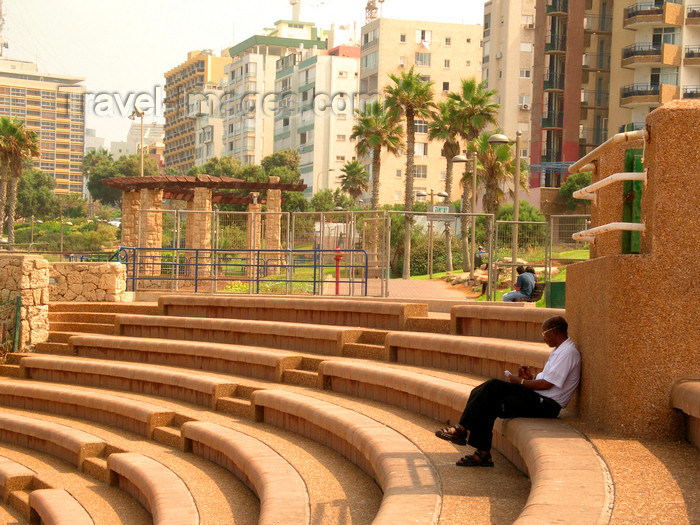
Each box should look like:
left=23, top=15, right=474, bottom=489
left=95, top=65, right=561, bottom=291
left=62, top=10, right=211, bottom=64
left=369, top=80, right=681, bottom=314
left=516, top=265, right=525, bottom=275
left=541, top=316, right=568, bottom=347
left=525, top=266, right=536, bottom=274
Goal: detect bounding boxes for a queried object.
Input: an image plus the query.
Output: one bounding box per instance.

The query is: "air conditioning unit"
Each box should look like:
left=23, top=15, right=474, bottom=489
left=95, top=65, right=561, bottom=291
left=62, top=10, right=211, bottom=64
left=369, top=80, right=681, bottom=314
left=526, top=23, right=534, bottom=29
left=399, top=63, right=405, bottom=68
left=495, top=51, right=503, bottom=59
left=521, top=103, right=530, bottom=110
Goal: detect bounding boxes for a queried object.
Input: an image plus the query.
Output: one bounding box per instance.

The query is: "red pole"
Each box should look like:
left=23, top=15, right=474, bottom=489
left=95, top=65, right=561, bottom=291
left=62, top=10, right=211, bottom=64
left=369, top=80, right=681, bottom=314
left=335, top=245, right=343, bottom=295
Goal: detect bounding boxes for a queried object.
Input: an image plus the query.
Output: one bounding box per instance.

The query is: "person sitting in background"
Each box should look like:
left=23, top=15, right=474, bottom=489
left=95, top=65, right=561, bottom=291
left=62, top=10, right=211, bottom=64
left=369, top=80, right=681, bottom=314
left=502, top=265, right=536, bottom=302
left=525, top=266, right=537, bottom=281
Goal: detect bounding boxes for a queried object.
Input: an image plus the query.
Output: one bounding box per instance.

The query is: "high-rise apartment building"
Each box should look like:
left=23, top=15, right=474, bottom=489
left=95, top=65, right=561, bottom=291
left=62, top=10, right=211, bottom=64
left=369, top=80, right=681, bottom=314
left=482, top=0, right=536, bottom=199
left=531, top=0, right=612, bottom=189
left=164, top=50, right=231, bottom=174
left=273, top=45, right=360, bottom=197
left=0, top=58, right=85, bottom=194
left=222, top=20, right=328, bottom=166
left=189, top=82, right=225, bottom=167
left=359, top=18, right=483, bottom=205
left=609, top=1, right=699, bottom=134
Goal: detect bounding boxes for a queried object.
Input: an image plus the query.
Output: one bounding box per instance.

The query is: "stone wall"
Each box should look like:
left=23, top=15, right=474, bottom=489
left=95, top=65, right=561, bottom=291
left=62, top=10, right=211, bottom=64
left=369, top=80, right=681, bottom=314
left=50, top=262, right=127, bottom=302
left=566, top=100, right=700, bottom=439
left=0, top=254, right=49, bottom=349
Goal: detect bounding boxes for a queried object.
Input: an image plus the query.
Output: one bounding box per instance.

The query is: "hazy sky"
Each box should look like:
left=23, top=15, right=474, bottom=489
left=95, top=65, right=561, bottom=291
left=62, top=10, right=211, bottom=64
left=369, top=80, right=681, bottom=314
left=4, top=0, right=484, bottom=145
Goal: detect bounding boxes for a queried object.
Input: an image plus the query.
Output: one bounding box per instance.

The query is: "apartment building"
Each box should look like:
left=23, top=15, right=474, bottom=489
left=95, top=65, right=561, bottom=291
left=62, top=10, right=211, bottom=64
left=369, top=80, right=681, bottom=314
left=273, top=45, right=360, bottom=197
left=531, top=0, right=613, bottom=190
left=0, top=58, right=85, bottom=194
left=482, top=0, right=536, bottom=204
left=609, top=1, right=700, bottom=134
left=359, top=18, right=483, bottom=205
left=188, top=82, right=225, bottom=167
left=164, top=50, right=231, bottom=174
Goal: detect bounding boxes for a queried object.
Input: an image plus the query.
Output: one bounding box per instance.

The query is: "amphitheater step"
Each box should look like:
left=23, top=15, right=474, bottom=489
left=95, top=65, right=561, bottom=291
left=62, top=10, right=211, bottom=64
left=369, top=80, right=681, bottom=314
left=152, top=426, right=183, bottom=449
left=301, top=357, right=324, bottom=372
left=283, top=369, right=318, bottom=387
left=0, top=364, right=20, bottom=378
left=48, top=302, right=160, bottom=315
left=216, top=397, right=252, bottom=418
left=82, top=456, right=110, bottom=484
left=356, top=330, right=389, bottom=345
left=7, top=490, right=31, bottom=520
left=45, top=332, right=80, bottom=344
left=405, top=316, right=451, bottom=334
left=3, top=352, right=28, bottom=365
left=34, top=342, right=72, bottom=355
left=342, top=343, right=386, bottom=360
left=49, top=322, right=114, bottom=335
left=48, top=312, right=118, bottom=324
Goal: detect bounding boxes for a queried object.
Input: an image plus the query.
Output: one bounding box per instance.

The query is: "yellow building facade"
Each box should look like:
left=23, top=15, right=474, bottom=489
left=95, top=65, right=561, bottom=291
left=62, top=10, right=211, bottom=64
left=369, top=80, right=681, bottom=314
left=0, top=58, right=85, bottom=194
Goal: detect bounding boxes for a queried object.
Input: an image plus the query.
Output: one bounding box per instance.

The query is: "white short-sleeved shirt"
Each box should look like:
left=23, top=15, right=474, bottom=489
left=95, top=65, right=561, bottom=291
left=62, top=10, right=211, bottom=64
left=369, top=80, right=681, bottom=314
left=534, top=338, right=581, bottom=408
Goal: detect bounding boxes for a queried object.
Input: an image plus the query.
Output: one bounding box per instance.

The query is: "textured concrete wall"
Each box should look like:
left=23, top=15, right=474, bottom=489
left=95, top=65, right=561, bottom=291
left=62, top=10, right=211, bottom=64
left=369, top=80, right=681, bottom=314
left=50, top=262, right=127, bottom=302
left=0, top=254, right=49, bottom=349
left=567, top=100, right=700, bottom=439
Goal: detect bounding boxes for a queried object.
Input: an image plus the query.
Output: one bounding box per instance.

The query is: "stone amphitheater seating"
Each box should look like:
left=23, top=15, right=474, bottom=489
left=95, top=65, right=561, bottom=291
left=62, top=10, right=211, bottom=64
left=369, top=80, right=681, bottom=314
left=451, top=305, right=566, bottom=342
left=181, top=421, right=310, bottom=525
left=0, top=455, right=36, bottom=503
left=251, top=389, right=441, bottom=525
left=159, top=294, right=428, bottom=330
left=29, top=488, right=94, bottom=525
left=107, top=452, right=199, bottom=525
left=19, top=354, right=237, bottom=410
left=0, top=379, right=175, bottom=439
left=671, top=380, right=700, bottom=449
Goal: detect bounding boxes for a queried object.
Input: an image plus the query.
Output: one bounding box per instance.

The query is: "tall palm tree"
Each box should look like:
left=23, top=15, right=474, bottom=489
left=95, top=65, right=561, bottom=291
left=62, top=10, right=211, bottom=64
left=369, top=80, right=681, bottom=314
left=350, top=100, right=403, bottom=210
left=428, top=100, right=461, bottom=271
left=338, top=160, right=370, bottom=203
left=384, top=67, right=435, bottom=279
left=449, top=79, right=499, bottom=271
left=0, top=117, right=39, bottom=244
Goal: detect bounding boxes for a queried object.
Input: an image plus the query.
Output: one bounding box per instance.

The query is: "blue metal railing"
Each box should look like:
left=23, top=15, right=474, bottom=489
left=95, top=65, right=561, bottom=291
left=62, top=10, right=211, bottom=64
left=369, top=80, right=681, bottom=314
left=116, top=247, right=369, bottom=296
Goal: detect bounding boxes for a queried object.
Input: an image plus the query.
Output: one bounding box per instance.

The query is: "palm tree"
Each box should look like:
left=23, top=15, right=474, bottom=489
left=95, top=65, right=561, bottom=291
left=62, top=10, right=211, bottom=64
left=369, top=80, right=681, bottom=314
left=428, top=100, right=462, bottom=271
left=350, top=100, right=403, bottom=211
left=449, top=79, right=499, bottom=271
left=0, top=117, right=39, bottom=244
left=384, top=67, right=435, bottom=279
left=338, top=160, right=370, bottom=203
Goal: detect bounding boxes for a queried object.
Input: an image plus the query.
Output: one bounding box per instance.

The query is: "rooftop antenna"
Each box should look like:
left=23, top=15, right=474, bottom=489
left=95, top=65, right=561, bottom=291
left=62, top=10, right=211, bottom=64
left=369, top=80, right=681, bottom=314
left=365, top=0, right=385, bottom=24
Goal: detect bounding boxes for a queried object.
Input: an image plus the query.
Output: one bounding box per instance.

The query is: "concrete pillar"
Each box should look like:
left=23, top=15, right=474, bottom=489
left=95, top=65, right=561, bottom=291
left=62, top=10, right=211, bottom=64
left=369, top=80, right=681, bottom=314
left=566, top=100, right=700, bottom=439
left=246, top=193, right=262, bottom=280
left=140, top=189, right=163, bottom=276
left=121, top=190, right=141, bottom=248
left=265, top=177, right=283, bottom=275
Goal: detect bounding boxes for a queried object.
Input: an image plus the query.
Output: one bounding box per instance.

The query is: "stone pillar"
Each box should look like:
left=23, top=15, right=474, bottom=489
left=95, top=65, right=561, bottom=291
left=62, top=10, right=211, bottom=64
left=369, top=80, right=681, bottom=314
left=566, top=100, right=700, bottom=439
left=191, top=188, right=213, bottom=290
left=246, top=193, right=262, bottom=280
left=140, top=189, right=163, bottom=276
left=265, top=177, right=283, bottom=275
left=121, top=190, right=141, bottom=248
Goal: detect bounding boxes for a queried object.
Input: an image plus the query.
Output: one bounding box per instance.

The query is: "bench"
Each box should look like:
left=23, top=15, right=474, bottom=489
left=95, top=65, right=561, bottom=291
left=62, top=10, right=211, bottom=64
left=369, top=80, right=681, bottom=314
left=385, top=332, right=550, bottom=378
left=159, top=295, right=428, bottom=330
left=29, top=488, right=94, bottom=525
left=107, top=452, right=199, bottom=525
left=512, top=282, right=546, bottom=303
left=0, top=413, right=105, bottom=471
left=671, top=380, right=700, bottom=449
left=0, top=378, right=175, bottom=439
left=451, top=305, right=566, bottom=342
left=251, top=389, right=441, bottom=525
left=317, top=360, right=612, bottom=524
left=20, top=354, right=237, bottom=410
left=0, top=455, right=35, bottom=503
left=68, top=334, right=302, bottom=383
left=114, top=314, right=356, bottom=356
left=181, top=421, right=310, bottom=525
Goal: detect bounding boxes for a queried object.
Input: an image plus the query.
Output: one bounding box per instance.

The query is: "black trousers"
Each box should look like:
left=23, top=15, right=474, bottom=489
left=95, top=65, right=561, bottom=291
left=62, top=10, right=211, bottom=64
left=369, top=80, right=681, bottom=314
left=458, top=379, right=561, bottom=452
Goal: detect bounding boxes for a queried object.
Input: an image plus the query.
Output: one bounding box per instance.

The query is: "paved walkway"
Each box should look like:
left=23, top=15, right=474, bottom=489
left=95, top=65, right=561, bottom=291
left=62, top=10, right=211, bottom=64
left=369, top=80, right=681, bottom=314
left=386, top=278, right=475, bottom=301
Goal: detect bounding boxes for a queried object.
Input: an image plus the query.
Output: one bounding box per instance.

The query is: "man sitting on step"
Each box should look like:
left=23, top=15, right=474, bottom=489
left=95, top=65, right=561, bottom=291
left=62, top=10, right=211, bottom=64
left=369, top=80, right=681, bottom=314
left=435, top=315, right=581, bottom=467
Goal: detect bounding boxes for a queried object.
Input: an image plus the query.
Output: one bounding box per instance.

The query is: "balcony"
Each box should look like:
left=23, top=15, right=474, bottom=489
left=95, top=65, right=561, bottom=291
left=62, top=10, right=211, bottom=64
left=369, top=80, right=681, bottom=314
left=541, top=112, right=564, bottom=129
left=623, top=1, right=683, bottom=29
left=620, top=83, right=680, bottom=107
left=541, top=148, right=562, bottom=163
left=545, top=34, right=567, bottom=54
left=621, top=43, right=681, bottom=69
left=688, top=5, right=700, bottom=25
left=544, top=72, right=565, bottom=91
left=583, top=53, right=611, bottom=71
left=579, top=127, right=607, bottom=146
left=619, top=122, right=645, bottom=132
left=682, top=85, right=700, bottom=98
left=685, top=45, right=700, bottom=66
left=584, top=15, right=613, bottom=33
left=581, top=90, right=610, bottom=108
left=546, top=0, right=568, bottom=16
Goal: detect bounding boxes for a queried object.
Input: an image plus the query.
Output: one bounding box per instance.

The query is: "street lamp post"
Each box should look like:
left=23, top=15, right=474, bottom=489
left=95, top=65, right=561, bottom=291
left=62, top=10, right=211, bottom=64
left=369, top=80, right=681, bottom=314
left=315, top=168, right=336, bottom=194
left=488, top=131, right=522, bottom=287
left=452, top=152, right=479, bottom=279
left=417, top=189, right=449, bottom=279
left=129, top=107, right=145, bottom=177
left=59, top=220, right=73, bottom=255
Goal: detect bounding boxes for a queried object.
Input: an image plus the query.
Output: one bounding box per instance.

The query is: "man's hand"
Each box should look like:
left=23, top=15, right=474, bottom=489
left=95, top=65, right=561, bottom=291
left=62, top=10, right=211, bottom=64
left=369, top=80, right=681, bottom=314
left=518, top=365, right=533, bottom=380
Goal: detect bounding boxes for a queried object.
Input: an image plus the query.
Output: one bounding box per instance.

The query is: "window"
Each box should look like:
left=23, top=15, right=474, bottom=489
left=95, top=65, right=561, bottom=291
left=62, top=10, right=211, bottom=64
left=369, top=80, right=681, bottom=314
left=498, top=70, right=502, bottom=79
left=414, top=143, right=428, bottom=156
left=467, top=38, right=471, bottom=43
left=400, top=33, right=406, bottom=43
left=395, top=191, right=402, bottom=201
left=419, top=74, right=431, bottom=82
left=399, top=56, right=406, bottom=67
left=466, top=60, right=471, bottom=66
left=337, top=134, right=346, bottom=141
left=336, top=155, right=345, bottom=162
left=300, top=132, right=308, bottom=145
left=414, top=120, right=428, bottom=133
left=444, top=59, right=450, bottom=68
left=522, top=15, right=534, bottom=26
left=521, top=149, right=528, bottom=158
left=521, top=42, right=533, bottom=52
left=445, top=37, right=451, bottom=46
left=338, top=71, right=348, bottom=78
left=442, top=81, right=449, bottom=91
left=440, top=171, right=446, bottom=181
left=337, top=114, right=347, bottom=120
left=520, top=69, right=531, bottom=78
left=395, top=169, right=402, bottom=178
left=415, top=29, right=432, bottom=44
left=518, top=95, right=531, bottom=105
left=415, top=52, right=431, bottom=66
left=414, top=165, right=427, bottom=178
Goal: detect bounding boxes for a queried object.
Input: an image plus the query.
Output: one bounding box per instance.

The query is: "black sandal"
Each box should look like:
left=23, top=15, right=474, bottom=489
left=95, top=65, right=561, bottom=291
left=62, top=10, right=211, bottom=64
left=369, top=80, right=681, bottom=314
left=435, top=425, right=467, bottom=446
left=456, top=450, right=494, bottom=467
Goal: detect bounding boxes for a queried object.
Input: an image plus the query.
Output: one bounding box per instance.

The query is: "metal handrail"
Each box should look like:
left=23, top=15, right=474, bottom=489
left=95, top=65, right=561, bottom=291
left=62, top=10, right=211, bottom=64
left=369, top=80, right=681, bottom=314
left=569, top=129, right=647, bottom=174
left=572, top=222, right=646, bottom=243
left=573, top=171, right=647, bottom=202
